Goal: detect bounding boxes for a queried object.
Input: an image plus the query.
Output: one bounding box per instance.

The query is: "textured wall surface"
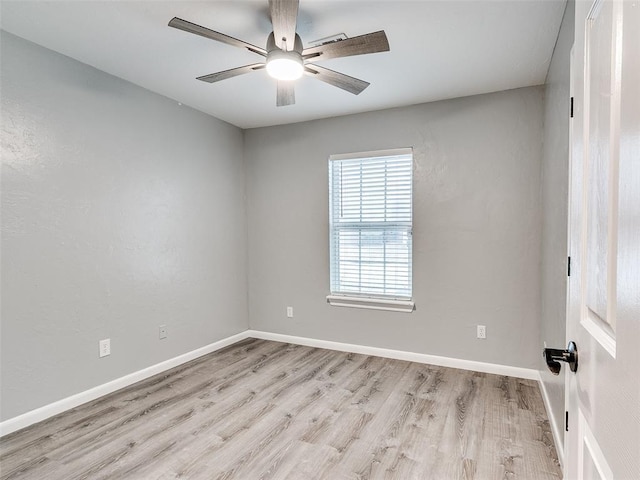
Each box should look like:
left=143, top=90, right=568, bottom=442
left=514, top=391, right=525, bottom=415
left=245, top=87, right=544, bottom=369
left=1, top=32, right=248, bottom=420
left=2, top=28, right=556, bottom=424
left=540, top=0, right=574, bottom=453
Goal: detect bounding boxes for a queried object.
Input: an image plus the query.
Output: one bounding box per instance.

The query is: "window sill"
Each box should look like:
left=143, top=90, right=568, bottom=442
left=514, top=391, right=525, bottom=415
left=326, top=295, right=415, bottom=313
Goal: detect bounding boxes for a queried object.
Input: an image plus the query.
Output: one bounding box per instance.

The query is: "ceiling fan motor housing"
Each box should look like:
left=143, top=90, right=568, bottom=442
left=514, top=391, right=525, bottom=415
left=266, top=32, right=303, bottom=54
left=265, top=32, right=304, bottom=81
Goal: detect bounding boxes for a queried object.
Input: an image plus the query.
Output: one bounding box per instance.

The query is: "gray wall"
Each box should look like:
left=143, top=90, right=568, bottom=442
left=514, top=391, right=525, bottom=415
left=245, top=87, right=544, bottom=369
left=540, top=0, right=574, bottom=452
left=0, top=32, right=248, bottom=420
left=1, top=26, right=565, bottom=423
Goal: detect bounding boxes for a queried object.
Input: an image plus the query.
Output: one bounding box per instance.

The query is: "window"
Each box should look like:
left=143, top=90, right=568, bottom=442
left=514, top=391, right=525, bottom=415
left=327, top=148, right=414, bottom=312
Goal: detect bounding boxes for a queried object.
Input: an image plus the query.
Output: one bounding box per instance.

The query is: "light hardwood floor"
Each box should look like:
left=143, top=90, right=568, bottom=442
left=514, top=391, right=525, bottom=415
left=0, top=338, right=562, bottom=479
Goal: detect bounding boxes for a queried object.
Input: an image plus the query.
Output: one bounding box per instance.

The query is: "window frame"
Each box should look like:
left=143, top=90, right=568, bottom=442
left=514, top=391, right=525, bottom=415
left=327, top=148, right=415, bottom=313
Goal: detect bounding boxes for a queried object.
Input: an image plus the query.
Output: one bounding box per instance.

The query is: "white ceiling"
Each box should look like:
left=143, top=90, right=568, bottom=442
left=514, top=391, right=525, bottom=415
left=1, top=1, right=566, bottom=129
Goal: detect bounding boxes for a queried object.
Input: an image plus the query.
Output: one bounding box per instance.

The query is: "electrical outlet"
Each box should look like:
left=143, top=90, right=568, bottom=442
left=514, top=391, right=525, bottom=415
left=99, top=338, right=111, bottom=357
left=286, top=306, right=293, bottom=318
left=159, top=325, right=167, bottom=340
left=477, top=325, right=486, bottom=339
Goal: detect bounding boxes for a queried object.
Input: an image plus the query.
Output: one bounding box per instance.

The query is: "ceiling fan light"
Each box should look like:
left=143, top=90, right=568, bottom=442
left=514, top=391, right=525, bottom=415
left=266, top=52, right=304, bottom=81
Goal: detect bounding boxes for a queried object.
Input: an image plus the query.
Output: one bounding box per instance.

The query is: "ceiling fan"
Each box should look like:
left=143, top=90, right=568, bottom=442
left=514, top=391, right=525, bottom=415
left=168, top=0, right=390, bottom=107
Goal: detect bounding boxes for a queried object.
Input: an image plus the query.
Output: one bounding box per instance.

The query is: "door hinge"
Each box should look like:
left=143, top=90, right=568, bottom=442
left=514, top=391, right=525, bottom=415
left=565, top=411, right=569, bottom=431
left=570, top=97, right=574, bottom=118
left=568, top=256, right=571, bottom=276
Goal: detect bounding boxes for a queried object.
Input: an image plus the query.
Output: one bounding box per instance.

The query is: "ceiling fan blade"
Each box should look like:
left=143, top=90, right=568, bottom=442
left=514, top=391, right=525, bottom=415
left=303, top=31, right=389, bottom=62
left=277, top=81, right=295, bottom=107
left=269, top=0, right=299, bottom=51
left=169, top=17, right=266, bottom=57
left=305, top=65, right=370, bottom=95
left=197, top=64, right=266, bottom=83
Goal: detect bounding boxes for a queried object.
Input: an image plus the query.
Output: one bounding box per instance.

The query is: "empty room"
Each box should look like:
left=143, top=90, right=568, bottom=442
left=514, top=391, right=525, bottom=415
left=1, top=0, right=638, bottom=478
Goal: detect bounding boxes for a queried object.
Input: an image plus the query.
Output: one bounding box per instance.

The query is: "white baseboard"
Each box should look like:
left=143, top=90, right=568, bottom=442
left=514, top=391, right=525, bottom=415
left=246, top=330, right=539, bottom=380
left=0, top=330, right=252, bottom=437
left=0, top=328, right=544, bottom=439
left=537, top=371, right=566, bottom=469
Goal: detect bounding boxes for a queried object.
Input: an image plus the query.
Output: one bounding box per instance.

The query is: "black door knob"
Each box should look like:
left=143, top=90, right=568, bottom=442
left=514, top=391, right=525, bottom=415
left=543, top=341, right=578, bottom=375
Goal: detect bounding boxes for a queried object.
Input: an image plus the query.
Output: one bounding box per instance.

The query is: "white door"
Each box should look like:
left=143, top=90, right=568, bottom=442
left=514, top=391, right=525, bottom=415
left=565, top=0, right=640, bottom=479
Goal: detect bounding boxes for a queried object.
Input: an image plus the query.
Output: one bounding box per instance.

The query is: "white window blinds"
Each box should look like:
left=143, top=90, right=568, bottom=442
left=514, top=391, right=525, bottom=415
left=329, top=149, right=413, bottom=300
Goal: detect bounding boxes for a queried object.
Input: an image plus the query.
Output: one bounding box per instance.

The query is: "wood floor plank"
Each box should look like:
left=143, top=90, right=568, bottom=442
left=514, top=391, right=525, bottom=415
left=0, top=339, right=562, bottom=480
left=0, top=339, right=275, bottom=463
